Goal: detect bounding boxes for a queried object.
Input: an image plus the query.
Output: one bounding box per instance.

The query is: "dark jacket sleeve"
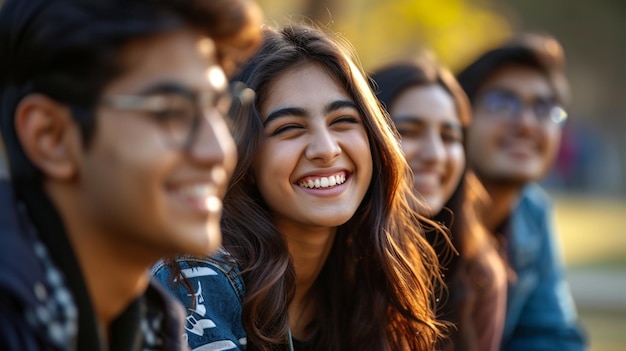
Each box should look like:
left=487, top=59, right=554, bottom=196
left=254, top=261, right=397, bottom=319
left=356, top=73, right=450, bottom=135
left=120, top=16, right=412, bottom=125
left=0, top=292, right=46, bottom=351
left=0, top=180, right=49, bottom=350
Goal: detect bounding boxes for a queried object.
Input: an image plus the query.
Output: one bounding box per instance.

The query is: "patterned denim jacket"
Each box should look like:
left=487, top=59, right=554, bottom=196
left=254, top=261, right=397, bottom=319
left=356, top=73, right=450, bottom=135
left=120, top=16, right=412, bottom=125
left=501, top=184, right=588, bottom=351
left=152, top=252, right=247, bottom=351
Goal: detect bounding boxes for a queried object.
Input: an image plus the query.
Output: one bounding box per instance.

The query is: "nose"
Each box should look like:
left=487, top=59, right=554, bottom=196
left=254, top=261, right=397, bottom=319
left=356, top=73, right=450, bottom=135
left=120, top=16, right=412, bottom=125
left=305, top=126, right=341, bottom=164
left=188, top=110, right=237, bottom=174
left=515, top=105, right=541, bottom=131
left=419, top=131, right=446, bottom=164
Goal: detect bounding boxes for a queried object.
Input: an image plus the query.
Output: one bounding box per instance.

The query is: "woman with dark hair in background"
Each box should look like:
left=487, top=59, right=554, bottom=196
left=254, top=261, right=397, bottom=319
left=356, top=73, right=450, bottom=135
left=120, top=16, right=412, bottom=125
left=154, top=23, right=448, bottom=350
left=370, top=57, right=507, bottom=351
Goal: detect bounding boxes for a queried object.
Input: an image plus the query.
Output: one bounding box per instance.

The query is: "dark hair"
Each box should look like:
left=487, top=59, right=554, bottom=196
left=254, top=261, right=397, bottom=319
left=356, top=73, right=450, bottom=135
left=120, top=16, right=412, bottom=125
left=456, top=33, right=569, bottom=104
left=370, top=58, right=501, bottom=350
left=218, top=23, right=446, bottom=350
left=0, top=0, right=262, bottom=189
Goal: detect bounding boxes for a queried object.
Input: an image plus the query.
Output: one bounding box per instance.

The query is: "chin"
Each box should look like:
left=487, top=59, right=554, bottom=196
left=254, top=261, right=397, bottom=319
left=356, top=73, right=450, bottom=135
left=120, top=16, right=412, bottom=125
left=311, top=214, right=354, bottom=228
left=177, top=229, right=221, bottom=257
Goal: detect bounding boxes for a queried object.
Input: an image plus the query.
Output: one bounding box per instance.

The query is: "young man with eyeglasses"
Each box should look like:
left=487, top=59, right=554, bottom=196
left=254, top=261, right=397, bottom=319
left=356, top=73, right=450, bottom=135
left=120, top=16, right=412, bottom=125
left=0, top=0, right=261, bottom=349
left=457, top=34, right=588, bottom=350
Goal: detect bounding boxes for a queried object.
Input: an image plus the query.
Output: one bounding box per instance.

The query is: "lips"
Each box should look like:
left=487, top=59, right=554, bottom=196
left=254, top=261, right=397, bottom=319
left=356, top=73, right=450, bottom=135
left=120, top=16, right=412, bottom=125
left=412, top=172, right=441, bottom=194
left=167, top=183, right=222, bottom=213
left=500, top=137, right=542, bottom=159
left=296, top=171, right=347, bottom=189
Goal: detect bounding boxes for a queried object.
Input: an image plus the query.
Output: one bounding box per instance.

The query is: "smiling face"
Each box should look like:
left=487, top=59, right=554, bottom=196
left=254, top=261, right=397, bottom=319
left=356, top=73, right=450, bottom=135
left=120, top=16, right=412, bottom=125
left=467, top=64, right=562, bottom=186
left=77, top=28, right=236, bottom=257
left=253, top=62, right=373, bottom=235
left=390, top=84, right=465, bottom=215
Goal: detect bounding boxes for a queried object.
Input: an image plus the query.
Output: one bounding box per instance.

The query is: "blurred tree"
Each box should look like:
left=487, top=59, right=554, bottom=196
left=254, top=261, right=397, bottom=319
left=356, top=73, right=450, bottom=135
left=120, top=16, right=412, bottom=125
left=258, top=0, right=512, bottom=70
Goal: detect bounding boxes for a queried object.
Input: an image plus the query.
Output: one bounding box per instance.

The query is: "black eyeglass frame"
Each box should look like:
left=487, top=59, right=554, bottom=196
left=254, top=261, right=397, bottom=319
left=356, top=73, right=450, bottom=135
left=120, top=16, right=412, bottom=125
left=99, top=81, right=255, bottom=150
left=474, top=89, right=568, bottom=125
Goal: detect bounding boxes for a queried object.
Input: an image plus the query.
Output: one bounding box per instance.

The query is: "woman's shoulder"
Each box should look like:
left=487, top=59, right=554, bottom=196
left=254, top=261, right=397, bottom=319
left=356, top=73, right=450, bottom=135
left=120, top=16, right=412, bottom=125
left=151, top=249, right=248, bottom=350
left=152, top=248, right=245, bottom=302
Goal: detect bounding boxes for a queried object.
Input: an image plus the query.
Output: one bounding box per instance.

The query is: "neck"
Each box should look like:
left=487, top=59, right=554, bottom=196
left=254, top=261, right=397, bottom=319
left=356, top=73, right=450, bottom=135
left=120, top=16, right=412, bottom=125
left=46, top=183, right=151, bottom=333
left=280, top=224, right=336, bottom=340
left=480, top=179, right=523, bottom=232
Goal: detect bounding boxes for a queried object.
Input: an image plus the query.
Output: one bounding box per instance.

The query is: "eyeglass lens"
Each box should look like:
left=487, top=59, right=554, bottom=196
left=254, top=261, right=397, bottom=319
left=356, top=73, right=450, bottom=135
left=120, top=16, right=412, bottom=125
left=478, top=90, right=567, bottom=124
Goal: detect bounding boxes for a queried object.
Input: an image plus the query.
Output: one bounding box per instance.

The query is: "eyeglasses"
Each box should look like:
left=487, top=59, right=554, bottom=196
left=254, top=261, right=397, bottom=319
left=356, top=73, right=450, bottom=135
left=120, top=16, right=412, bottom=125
left=475, top=90, right=568, bottom=125
left=100, top=82, right=254, bottom=150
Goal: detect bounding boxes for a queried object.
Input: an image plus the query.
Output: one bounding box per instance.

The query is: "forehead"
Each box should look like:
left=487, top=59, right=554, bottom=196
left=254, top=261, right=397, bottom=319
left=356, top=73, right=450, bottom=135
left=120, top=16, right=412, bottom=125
left=391, top=84, right=457, bottom=119
left=103, top=28, right=223, bottom=94
left=478, top=64, right=555, bottom=99
left=262, top=62, right=350, bottom=111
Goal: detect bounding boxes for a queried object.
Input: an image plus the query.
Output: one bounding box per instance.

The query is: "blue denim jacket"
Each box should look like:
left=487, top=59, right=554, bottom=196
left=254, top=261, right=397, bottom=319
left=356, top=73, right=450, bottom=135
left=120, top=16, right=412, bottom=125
left=152, top=254, right=247, bottom=351
left=501, top=184, right=587, bottom=350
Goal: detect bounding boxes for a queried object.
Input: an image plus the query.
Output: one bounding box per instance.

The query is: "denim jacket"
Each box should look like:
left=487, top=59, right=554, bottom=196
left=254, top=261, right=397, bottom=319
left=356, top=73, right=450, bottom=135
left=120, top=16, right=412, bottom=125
left=501, top=184, right=587, bottom=351
left=152, top=254, right=247, bottom=351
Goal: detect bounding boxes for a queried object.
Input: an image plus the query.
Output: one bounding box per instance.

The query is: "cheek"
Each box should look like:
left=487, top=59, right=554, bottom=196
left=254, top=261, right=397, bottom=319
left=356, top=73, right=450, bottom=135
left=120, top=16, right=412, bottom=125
left=253, top=142, right=296, bottom=189
left=400, top=138, right=420, bottom=162
left=446, top=144, right=466, bottom=184
left=81, top=119, right=174, bottom=208
left=546, top=127, right=562, bottom=149
left=542, top=128, right=562, bottom=164
left=352, top=131, right=373, bottom=175
left=467, top=122, right=497, bottom=155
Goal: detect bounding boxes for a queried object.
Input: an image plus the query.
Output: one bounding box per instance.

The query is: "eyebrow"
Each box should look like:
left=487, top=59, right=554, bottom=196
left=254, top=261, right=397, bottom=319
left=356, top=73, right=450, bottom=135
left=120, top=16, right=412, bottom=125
left=134, top=80, right=228, bottom=98
left=263, top=99, right=358, bottom=127
left=483, top=87, right=556, bottom=103
left=393, top=115, right=463, bottom=131
left=135, top=82, right=196, bottom=97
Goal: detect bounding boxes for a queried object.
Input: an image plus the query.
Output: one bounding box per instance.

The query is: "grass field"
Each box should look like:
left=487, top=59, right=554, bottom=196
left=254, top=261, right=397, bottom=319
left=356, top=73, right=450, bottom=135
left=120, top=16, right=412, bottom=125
left=551, top=194, right=626, bottom=351
left=553, top=194, right=626, bottom=267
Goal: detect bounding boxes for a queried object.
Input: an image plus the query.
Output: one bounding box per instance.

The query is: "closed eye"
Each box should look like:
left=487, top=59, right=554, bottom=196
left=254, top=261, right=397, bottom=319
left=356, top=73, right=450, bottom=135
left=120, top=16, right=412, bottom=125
left=395, top=120, right=423, bottom=138
left=442, top=130, right=463, bottom=143
left=331, top=115, right=360, bottom=125
left=397, top=126, right=421, bottom=138
left=270, top=123, right=305, bottom=136
left=152, top=108, right=188, bottom=121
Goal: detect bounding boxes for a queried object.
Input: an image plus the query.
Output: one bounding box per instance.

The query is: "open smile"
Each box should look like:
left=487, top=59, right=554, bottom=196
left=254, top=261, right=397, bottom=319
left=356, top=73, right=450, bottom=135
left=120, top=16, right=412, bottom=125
left=167, top=183, right=222, bottom=214
left=297, top=171, right=347, bottom=189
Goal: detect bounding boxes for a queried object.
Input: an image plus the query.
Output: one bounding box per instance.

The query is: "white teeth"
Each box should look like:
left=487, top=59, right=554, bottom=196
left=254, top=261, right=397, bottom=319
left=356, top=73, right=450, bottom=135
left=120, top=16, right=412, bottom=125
left=320, top=177, right=329, bottom=187
left=413, top=172, right=440, bottom=187
left=177, top=185, right=210, bottom=197
left=299, top=174, right=346, bottom=189
left=329, top=176, right=336, bottom=186
left=205, top=196, right=222, bottom=212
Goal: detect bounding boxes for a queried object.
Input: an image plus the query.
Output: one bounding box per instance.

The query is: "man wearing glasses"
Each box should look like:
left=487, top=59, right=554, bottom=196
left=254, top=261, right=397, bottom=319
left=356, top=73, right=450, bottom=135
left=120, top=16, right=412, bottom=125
left=457, top=34, right=588, bottom=350
left=0, top=0, right=261, bottom=349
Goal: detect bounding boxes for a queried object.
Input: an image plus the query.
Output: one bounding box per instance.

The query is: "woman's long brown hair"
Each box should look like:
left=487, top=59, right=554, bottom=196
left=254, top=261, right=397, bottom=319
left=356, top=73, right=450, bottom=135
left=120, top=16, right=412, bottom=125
left=221, top=23, right=448, bottom=350
left=370, top=58, right=503, bottom=350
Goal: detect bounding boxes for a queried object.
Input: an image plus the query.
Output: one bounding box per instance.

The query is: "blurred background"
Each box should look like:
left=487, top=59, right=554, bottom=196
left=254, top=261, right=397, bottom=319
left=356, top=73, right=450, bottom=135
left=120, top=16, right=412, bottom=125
left=0, top=0, right=623, bottom=349
left=255, top=0, right=625, bottom=349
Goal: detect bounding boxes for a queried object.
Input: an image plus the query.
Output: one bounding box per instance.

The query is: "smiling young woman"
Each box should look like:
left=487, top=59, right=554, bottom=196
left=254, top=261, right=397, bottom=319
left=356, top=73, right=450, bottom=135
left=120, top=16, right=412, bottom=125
left=370, top=57, right=508, bottom=351
left=153, top=23, right=449, bottom=351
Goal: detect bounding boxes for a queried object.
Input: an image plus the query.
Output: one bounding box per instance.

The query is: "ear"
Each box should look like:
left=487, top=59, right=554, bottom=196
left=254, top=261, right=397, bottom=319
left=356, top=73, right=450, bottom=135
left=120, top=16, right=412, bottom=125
left=14, top=94, right=81, bottom=180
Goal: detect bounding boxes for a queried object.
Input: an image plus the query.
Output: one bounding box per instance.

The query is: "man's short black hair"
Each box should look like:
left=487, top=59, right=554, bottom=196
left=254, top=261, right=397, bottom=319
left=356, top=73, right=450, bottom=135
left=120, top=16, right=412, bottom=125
left=0, top=0, right=260, bottom=187
left=456, top=33, right=569, bottom=105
